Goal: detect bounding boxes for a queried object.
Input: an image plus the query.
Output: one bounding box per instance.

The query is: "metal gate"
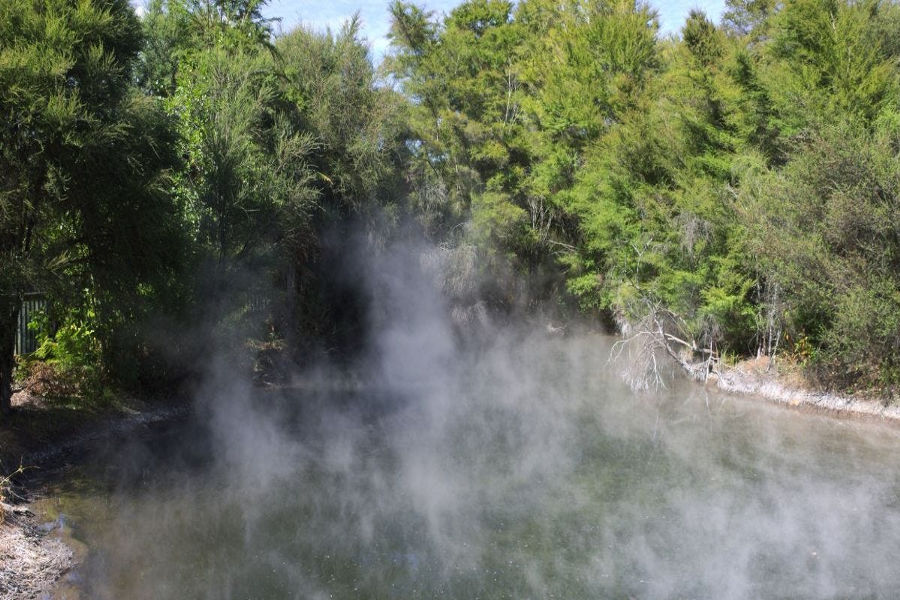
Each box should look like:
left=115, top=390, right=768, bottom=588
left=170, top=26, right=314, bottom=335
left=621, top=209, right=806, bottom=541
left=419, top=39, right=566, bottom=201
left=15, top=293, right=45, bottom=355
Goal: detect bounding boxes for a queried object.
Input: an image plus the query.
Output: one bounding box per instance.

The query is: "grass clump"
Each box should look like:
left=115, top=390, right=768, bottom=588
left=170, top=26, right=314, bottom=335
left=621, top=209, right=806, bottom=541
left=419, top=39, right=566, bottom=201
left=0, top=463, right=26, bottom=520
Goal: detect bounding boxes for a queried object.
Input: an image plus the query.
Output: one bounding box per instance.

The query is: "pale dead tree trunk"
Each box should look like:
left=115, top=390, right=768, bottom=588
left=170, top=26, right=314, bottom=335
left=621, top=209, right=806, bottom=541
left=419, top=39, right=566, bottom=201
left=755, top=277, right=783, bottom=371
left=765, top=282, right=782, bottom=370
left=503, top=66, right=519, bottom=125
left=527, top=195, right=553, bottom=245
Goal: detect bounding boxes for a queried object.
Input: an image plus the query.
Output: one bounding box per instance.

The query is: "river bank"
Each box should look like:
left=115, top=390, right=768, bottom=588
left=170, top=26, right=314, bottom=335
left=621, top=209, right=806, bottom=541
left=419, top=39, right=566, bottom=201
left=0, top=390, right=190, bottom=598
left=705, top=356, right=900, bottom=426
left=0, top=502, right=73, bottom=600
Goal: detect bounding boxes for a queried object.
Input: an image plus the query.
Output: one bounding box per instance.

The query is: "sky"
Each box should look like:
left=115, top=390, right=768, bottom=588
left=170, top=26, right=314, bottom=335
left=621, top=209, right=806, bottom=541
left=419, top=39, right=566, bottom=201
left=262, top=0, right=727, bottom=60
left=132, top=1, right=727, bottom=61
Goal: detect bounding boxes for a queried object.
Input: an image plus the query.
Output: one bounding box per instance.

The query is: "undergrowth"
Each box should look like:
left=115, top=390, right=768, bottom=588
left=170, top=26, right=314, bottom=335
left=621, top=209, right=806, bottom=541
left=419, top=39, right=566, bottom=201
left=0, top=464, right=26, bottom=520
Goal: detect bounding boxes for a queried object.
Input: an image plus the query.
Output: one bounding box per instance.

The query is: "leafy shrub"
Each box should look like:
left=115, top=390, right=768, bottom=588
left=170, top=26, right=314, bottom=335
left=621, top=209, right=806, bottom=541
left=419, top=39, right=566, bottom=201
left=24, top=306, right=104, bottom=402
left=743, top=124, right=900, bottom=391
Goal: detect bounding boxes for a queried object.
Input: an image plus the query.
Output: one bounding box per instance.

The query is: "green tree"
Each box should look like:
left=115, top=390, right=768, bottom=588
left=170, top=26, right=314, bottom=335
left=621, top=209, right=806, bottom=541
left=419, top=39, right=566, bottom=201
left=766, top=0, right=897, bottom=128
left=161, top=2, right=404, bottom=354
left=0, top=0, right=179, bottom=413
left=741, top=124, right=900, bottom=388
left=723, top=0, right=776, bottom=40
left=136, top=0, right=276, bottom=97
left=388, top=0, right=660, bottom=308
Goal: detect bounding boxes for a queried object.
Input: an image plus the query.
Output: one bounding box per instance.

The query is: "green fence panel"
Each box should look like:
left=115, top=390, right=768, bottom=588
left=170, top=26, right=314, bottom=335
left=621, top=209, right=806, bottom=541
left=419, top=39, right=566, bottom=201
left=15, top=295, right=45, bottom=355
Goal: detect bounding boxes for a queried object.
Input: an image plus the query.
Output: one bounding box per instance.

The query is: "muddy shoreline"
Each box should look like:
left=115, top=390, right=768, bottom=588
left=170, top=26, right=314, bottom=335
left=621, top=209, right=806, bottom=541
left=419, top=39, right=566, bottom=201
left=0, top=503, right=74, bottom=600
left=0, top=396, right=191, bottom=598
left=705, top=359, right=900, bottom=427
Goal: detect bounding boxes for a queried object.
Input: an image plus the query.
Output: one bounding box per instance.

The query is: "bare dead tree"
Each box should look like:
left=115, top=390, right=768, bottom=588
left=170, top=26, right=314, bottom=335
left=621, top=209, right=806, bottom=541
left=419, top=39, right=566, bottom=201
left=610, top=300, right=718, bottom=391
left=753, top=275, right=783, bottom=371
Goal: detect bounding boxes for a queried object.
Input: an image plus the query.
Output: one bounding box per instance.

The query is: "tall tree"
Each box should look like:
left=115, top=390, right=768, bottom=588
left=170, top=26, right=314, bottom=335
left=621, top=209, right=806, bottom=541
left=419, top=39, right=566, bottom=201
left=0, top=0, right=162, bottom=414
left=388, top=0, right=661, bottom=307
left=158, top=1, right=404, bottom=354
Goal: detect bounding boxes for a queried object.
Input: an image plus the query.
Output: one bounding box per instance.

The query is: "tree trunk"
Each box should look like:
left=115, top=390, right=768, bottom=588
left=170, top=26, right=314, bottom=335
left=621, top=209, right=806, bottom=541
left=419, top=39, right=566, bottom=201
left=0, top=301, right=19, bottom=416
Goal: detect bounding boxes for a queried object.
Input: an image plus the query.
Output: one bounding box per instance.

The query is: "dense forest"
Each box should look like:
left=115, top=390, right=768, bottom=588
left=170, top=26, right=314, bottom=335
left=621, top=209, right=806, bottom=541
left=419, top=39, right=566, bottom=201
left=2, top=0, right=900, bottom=416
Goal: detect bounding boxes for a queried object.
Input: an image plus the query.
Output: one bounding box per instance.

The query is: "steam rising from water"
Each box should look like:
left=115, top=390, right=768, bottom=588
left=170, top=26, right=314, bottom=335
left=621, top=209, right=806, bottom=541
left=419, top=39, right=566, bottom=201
left=57, top=239, right=900, bottom=599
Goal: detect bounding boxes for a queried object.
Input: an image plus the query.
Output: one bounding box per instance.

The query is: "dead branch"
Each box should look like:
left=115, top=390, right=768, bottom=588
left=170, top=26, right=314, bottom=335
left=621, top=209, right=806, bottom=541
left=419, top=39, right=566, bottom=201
left=609, top=303, right=719, bottom=391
